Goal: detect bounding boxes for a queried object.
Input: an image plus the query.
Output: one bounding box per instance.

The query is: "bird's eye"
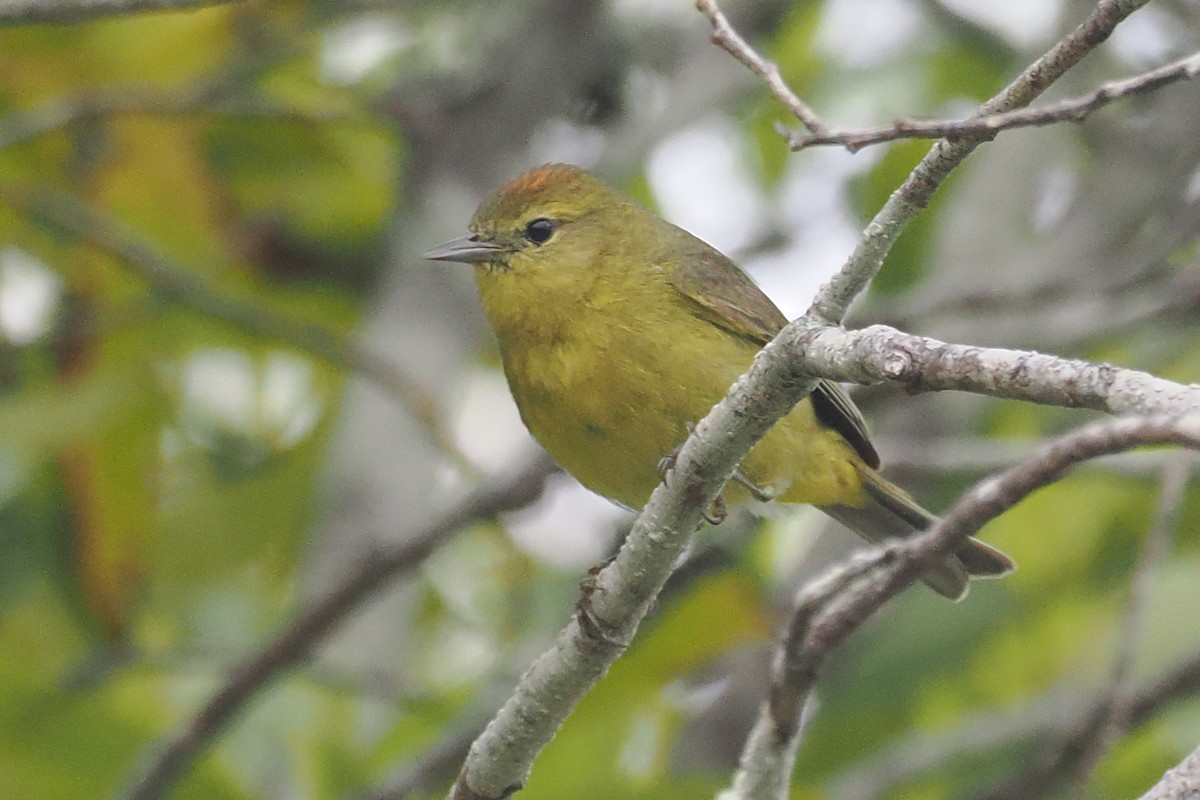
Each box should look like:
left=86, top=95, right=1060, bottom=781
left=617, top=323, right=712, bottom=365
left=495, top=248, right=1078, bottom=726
left=524, top=218, right=556, bottom=245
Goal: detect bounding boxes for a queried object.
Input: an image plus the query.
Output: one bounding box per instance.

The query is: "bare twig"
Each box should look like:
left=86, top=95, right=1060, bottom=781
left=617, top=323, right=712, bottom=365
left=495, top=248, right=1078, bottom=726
left=720, top=552, right=884, bottom=800
left=0, top=183, right=475, bottom=472
left=0, top=0, right=242, bottom=24
left=722, top=415, right=1200, bottom=800
left=810, top=0, right=1153, bottom=323
left=783, top=52, right=1200, bottom=152
left=123, top=452, right=556, bottom=800
left=694, top=0, right=830, bottom=136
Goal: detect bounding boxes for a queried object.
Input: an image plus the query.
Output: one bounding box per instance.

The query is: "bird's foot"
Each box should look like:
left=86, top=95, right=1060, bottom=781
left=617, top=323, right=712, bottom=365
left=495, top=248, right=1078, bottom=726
left=576, top=561, right=626, bottom=648
left=731, top=468, right=773, bottom=502
left=703, top=494, right=727, bottom=525
left=657, top=422, right=701, bottom=485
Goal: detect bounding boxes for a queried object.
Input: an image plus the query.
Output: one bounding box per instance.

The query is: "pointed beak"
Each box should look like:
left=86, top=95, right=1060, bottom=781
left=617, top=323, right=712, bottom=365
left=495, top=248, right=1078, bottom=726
left=423, top=234, right=510, bottom=264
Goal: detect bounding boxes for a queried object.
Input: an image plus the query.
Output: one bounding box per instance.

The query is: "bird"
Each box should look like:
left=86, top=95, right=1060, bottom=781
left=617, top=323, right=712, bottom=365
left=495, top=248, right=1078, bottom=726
left=425, top=164, right=1014, bottom=599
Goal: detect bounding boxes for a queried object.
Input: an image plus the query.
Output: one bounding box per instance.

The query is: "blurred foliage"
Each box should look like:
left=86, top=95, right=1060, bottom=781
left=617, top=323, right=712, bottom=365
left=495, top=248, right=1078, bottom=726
left=0, top=1, right=1198, bottom=800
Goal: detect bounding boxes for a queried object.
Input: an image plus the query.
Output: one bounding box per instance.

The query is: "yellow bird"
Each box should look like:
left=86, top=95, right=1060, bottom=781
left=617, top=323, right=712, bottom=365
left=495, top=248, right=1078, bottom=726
left=426, top=164, right=1014, bottom=599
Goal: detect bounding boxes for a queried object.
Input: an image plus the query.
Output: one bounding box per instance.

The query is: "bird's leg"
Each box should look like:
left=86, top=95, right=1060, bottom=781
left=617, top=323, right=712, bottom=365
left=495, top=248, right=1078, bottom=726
left=656, top=450, right=677, bottom=484
left=703, top=495, right=727, bottom=525
left=656, top=421, right=702, bottom=483
left=731, top=469, right=774, bottom=502
left=657, top=422, right=730, bottom=525
left=576, top=561, right=626, bottom=649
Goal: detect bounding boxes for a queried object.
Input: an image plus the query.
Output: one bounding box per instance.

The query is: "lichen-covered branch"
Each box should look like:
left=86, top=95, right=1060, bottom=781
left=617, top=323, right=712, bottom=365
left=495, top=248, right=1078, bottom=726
left=722, top=415, right=1200, bottom=800
left=794, top=323, right=1200, bottom=415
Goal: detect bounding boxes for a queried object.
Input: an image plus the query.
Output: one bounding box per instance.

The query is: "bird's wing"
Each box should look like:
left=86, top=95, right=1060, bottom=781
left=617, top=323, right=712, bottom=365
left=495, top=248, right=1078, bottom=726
left=666, top=237, right=881, bottom=469
left=665, top=240, right=786, bottom=346
left=810, top=380, right=880, bottom=469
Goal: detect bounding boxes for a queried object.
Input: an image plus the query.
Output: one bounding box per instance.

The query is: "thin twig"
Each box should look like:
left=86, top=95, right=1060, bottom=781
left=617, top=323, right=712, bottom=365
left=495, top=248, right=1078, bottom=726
left=695, top=0, right=831, bottom=136
left=784, top=52, right=1200, bottom=152
left=0, top=182, right=476, bottom=473
left=810, top=0, right=1153, bottom=323
left=122, top=452, right=556, bottom=800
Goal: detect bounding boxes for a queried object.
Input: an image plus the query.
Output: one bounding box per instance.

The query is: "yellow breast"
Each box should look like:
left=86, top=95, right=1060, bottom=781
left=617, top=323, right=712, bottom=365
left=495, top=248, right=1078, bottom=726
left=475, top=260, right=866, bottom=510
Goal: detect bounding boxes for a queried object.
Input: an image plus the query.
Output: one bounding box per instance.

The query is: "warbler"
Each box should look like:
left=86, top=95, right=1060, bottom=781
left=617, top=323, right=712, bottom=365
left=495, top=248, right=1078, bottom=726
left=426, top=164, right=1014, bottom=599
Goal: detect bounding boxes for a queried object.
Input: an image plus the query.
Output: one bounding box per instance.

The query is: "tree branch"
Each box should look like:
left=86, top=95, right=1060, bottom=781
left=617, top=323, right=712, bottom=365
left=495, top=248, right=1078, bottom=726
left=783, top=51, right=1200, bottom=152
left=123, top=452, right=556, bottom=800
left=694, top=0, right=830, bottom=136
left=0, top=0, right=241, bottom=24
left=792, top=323, right=1200, bottom=415
left=722, top=415, right=1200, bottom=799
left=809, top=0, right=1152, bottom=323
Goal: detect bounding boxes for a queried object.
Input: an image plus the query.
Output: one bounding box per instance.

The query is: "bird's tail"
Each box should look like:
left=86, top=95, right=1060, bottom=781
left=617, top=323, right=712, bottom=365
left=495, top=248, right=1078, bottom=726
left=818, top=464, right=1015, bottom=601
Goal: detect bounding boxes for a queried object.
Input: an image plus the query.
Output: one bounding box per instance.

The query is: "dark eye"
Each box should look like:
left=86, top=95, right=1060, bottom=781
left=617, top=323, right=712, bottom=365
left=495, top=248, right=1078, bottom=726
left=524, top=218, right=555, bottom=244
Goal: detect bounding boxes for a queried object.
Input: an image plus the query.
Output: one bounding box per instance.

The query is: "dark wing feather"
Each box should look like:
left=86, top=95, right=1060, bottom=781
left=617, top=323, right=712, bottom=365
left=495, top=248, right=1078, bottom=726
left=665, top=231, right=881, bottom=468
left=810, top=381, right=881, bottom=469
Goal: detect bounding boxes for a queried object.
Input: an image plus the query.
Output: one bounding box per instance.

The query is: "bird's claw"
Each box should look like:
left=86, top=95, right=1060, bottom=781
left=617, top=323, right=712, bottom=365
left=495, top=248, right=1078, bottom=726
left=658, top=422, right=700, bottom=485
left=703, top=494, right=727, bottom=525
left=576, top=563, right=626, bottom=649
left=656, top=451, right=677, bottom=483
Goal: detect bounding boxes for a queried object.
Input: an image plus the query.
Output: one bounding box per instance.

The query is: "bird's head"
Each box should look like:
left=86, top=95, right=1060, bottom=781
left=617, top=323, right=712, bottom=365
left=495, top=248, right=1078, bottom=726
left=424, top=163, right=641, bottom=276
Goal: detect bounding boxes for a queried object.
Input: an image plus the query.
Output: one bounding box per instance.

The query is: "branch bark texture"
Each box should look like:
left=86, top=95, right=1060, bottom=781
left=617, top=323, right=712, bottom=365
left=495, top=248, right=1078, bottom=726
left=795, top=324, right=1200, bottom=414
